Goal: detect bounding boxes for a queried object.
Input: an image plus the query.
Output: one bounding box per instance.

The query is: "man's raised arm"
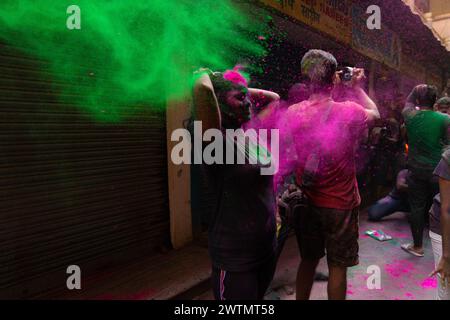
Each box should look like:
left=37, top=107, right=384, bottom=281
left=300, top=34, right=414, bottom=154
left=192, top=70, right=221, bottom=131
left=352, top=68, right=380, bottom=122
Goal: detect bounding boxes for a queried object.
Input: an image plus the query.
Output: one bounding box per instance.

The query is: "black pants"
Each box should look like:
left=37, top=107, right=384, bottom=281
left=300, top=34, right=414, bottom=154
left=211, top=255, right=277, bottom=300
left=406, top=167, right=439, bottom=247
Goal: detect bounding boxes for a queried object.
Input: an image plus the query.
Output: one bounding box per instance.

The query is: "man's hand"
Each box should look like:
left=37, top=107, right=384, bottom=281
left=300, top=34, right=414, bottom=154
left=429, top=256, right=450, bottom=287
left=396, top=170, right=409, bottom=191
left=351, top=68, right=366, bottom=88
left=396, top=181, right=409, bottom=191
left=193, top=68, right=213, bottom=76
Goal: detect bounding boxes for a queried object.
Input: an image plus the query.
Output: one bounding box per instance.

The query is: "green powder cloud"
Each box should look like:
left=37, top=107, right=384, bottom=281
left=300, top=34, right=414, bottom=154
left=0, top=0, right=266, bottom=121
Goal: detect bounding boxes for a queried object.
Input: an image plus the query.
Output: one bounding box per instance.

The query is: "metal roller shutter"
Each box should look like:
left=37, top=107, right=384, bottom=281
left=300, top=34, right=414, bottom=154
left=0, top=42, right=170, bottom=299
left=191, top=163, right=216, bottom=237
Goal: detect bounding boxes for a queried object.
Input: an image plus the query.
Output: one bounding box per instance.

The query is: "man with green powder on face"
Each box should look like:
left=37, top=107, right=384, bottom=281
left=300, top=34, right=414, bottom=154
left=193, top=67, right=281, bottom=300
left=401, top=85, right=450, bottom=257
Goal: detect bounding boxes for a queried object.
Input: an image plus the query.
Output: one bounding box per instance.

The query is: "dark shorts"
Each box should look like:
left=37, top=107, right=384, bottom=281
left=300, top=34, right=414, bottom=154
left=293, top=205, right=359, bottom=267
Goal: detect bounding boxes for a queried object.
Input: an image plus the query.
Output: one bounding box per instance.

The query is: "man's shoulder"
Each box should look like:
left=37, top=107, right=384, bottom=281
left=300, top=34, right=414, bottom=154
left=287, top=101, right=309, bottom=111
left=332, top=100, right=365, bottom=115
left=402, top=105, right=416, bottom=119
left=335, top=100, right=367, bottom=122
left=434, top=111, right=450, bottom=122
left=286, top=101, right=310, bottom=118
left=433, top=157, right=450, bottom=180
left=336, top=100, right=362, bottom=109
left=443, top=148, right=450, bottom=165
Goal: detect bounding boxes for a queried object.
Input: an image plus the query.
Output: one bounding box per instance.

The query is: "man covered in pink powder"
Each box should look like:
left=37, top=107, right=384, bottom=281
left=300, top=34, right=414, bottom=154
left=280, top=49, right=380, bottom=300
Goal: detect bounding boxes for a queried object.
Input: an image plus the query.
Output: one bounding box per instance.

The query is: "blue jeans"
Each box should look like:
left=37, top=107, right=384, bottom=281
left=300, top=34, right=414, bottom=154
left=368, top=194, right=410, bottom=221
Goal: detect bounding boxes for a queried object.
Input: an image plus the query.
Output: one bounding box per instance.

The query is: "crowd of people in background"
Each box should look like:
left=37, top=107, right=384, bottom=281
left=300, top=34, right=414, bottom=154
left=368, top=85, right=450, bottom=299
left=192, top=49, right=450, bottom=301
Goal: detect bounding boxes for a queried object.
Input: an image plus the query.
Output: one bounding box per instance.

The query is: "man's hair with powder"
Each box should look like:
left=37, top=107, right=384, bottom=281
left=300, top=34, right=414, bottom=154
left=301, top=49, right=337, bottom=93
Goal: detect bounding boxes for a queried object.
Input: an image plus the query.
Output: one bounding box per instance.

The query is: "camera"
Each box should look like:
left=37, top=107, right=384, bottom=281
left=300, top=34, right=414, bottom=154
left=340, top=66, right=354, bottom=82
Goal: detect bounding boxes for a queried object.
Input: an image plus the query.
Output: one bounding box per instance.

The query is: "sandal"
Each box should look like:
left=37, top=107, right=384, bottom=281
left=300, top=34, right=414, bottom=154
left=401, top=243, right=424, bottom=257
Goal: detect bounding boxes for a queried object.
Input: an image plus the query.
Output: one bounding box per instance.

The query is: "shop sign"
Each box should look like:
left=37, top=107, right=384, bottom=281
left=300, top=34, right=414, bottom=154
left=260, top=0, right=352, bottom=44
left=351, top=3, right=401, bottom=70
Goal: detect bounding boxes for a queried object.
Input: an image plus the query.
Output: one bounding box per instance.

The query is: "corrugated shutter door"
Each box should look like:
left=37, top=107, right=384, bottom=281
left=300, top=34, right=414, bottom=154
left=191, top=163, right=216, bottom=235
left=0, top=42, right=170, bottom=298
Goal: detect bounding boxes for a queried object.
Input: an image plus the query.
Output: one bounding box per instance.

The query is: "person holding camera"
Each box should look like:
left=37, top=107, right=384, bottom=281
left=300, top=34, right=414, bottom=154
left=280, top=49, right=379, bottom=300
left=367, top=169, right=410, bottom=221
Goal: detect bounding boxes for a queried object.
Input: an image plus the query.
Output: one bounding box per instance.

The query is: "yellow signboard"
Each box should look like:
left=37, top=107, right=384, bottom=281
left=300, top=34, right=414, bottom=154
left=260, top=0, right=352, bottom=44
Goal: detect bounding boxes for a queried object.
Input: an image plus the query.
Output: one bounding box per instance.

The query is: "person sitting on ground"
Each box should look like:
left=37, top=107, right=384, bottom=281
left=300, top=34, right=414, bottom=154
left=368, top=169, right=410, bottom=221
left=401, top=84, right=449, bottom=257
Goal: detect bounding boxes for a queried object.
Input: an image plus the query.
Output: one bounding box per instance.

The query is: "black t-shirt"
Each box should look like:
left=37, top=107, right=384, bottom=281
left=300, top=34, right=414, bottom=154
left=205, top=134, right=277, bottom=272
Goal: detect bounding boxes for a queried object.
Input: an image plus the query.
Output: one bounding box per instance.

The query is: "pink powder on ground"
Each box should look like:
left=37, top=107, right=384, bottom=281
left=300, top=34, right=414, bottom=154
left=421, top=278, right=437, bottom=289
left=387, top=232, right=410, bottom=239
left=385, top=260, right=415, bottom=278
